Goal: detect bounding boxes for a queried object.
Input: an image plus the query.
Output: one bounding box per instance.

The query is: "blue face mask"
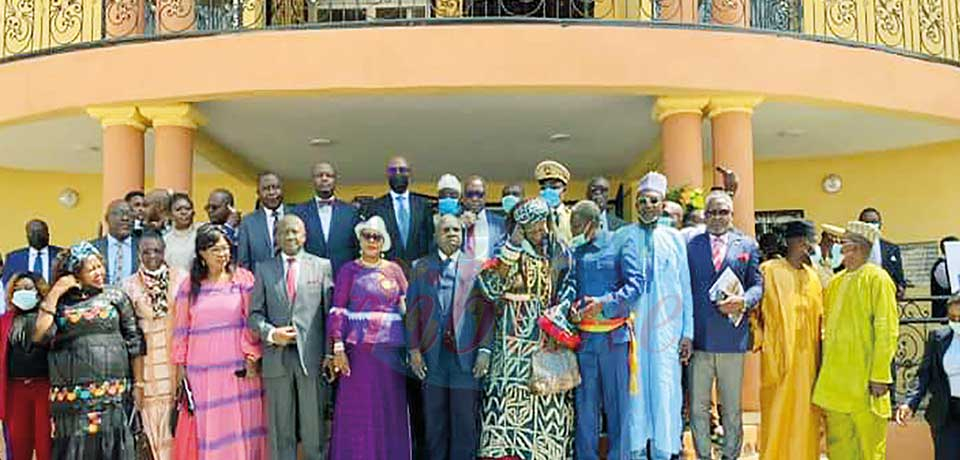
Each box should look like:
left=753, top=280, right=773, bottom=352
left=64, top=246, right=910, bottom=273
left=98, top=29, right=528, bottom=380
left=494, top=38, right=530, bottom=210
left=830, top=243, right=843, bottom=269
left=438, top=197, right=460, bottom=216
left=501, top=195, right=520, bottom=213
left=12, top=289, right=39, bottom=311
left=540, top=188, right=562, bottom=208
left=810, top=245, right=823, bottom=265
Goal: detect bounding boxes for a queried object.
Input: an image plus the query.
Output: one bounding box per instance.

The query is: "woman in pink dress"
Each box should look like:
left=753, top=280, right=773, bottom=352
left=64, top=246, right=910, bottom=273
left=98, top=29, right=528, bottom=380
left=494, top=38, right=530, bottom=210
left=171, top=223, right=267, bottom=460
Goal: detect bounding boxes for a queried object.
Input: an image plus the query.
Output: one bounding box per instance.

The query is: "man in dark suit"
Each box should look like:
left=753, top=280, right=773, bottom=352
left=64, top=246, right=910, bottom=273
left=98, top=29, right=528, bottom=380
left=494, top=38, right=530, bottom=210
left=587, top=176, right=625, bottom=232
left=367, top=156, right=434, bottom=271
left=124, top=190, right=146, bottom=237
left=238, top=172, right=287, bottom=269
left=687, top=190, right=763, bottom=460
left=859, top=207, right=907, bottom=299
left=407, top=214, right=487, bottom=460
left=2, top=219, right=62, bottom=287
left=249, top=215, right=333, bottom=460
left=92, top=199, right=140, bottom=285
left=460, top=175, right=506, bottom=262
left=293, top=162, right=359, bottom=278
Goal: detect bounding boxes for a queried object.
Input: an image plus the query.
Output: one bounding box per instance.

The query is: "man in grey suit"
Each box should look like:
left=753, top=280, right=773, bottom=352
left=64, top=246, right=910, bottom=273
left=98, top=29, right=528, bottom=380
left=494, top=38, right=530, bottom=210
left=249, top=214, right=333, bottom=460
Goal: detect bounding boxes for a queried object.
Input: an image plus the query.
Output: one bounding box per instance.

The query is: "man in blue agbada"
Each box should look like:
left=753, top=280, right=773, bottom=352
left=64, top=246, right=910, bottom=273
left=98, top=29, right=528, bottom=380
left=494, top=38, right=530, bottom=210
left=554, top=200, right=644, bottom=460
left=624, top=172, right=694, bottom=460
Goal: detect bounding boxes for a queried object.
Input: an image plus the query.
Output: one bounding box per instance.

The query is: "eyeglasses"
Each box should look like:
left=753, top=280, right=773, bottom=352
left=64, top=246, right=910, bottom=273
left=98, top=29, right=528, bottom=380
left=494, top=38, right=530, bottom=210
left=360, top=232, right=384, bottom=242
left=207, top=245, right=231, bottom=254
left=637, top=197, right=661, bottom=206
left=387, top=166, right=410, bottom=175
left=464, top=191, right=485, bottom=199
left=705, top=209, right=732, bottom=217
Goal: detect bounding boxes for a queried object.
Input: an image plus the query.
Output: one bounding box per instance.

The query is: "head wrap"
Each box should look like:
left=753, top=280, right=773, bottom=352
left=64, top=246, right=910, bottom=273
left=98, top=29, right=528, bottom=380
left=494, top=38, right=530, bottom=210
left=637, top=171, right=668, bottom=197
left=513, top=198, right=551, bottom=225
left=354, top=216, right=392, bottom=253
left=535, top=160, right=571, bottom=184
left=437, top=174, right=462, bottom=194
left=63, top=241, right=101, bottom=274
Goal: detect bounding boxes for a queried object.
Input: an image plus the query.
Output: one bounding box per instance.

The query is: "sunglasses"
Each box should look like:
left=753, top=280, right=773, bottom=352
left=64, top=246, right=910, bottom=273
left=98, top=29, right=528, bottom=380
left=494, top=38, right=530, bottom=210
left=464, top=191, right=485, bottom=199
left=705, top=209, right=732, bottom=217
left=637, top=197, right=661, bottom=206
left=387, top=166, right=410, bottom=175
left=360, top=232, right=384, bottom=242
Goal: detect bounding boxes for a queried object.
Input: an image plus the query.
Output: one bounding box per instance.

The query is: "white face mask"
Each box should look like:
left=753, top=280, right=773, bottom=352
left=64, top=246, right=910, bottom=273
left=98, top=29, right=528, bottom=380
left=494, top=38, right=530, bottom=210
left=949, top=321, right=960, bottom=336
left=11, top=289, right=39, bottom=311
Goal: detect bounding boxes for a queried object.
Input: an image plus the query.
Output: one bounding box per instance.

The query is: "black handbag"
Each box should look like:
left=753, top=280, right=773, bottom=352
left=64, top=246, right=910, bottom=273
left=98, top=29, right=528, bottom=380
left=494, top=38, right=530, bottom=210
left=128, top=405, right=154, bottom=460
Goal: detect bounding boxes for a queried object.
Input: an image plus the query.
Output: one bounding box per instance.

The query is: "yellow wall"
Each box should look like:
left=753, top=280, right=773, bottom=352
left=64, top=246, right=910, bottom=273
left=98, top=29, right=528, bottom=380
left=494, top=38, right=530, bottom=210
left=2, top=139, right=957, bottom=254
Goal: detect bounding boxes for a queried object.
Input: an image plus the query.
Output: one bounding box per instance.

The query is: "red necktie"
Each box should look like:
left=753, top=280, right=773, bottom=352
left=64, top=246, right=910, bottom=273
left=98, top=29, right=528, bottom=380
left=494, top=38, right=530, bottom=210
left=286, top=257, right=297, bottom=304
left=711, top=236, right=726, bottom=271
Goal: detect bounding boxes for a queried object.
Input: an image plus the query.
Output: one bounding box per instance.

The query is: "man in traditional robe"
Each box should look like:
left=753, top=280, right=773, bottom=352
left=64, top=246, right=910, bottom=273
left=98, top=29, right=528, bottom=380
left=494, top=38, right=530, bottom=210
left=812, top=221, right=899, bottom=460
left=624, top=172, right=693, bottom=460
left=555, top=200, right=642, bottom=460
left=757, top=219, right=823, bottom=460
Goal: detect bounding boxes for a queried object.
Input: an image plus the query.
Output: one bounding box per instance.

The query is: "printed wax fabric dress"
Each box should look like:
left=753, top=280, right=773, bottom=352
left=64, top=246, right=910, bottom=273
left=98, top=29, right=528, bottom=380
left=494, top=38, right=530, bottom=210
left=41, top=287, right=144, bottom=460
left=476, top=245, right=575, bottom=460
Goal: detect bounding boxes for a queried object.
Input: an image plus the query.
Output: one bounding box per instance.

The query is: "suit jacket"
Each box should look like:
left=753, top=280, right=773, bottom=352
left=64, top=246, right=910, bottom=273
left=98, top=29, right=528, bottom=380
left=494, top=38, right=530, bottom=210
left=91, top=236, right=140, bottom=281
left=405, top=252, right=487, bottom=374
left=906, top=327, right=956, bottom=429
left=293, top=199, right=360, bottom=279
left=1, top=246, right=62, bottom=285
left=368, top=193, right=434, bottom=269
left=688, top=230, right=763, bottom=353
left=237, top=207, right=284, bottom=270
left=880, top=239, right=906, bottom=289
left=464, top=210, right=507, bottom=260
left=249, top=252, right=333, bottom=378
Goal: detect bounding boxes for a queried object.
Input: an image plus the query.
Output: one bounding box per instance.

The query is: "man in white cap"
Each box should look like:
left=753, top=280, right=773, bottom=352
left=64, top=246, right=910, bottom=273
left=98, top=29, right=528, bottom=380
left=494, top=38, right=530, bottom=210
left=623, top=171, right=694, bottom=460
left=813, top=221, right=898, bottom=460
left=436, top=173, right=462, bottom=218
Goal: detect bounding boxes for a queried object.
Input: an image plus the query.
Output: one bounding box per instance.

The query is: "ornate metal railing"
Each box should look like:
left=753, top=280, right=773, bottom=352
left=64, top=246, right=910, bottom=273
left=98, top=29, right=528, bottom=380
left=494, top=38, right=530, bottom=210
left=895, top=295, right=951, bottom=411
left=2, top=0, right=959, bottom=63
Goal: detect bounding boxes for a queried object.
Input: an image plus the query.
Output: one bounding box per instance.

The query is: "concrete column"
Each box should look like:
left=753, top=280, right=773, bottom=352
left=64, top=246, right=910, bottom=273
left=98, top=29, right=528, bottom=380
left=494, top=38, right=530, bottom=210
left=141, top=104, right=206, bottom=194
left=654, top=96, right=708, bottom=190
left=87, top=106, right=147, bottom=215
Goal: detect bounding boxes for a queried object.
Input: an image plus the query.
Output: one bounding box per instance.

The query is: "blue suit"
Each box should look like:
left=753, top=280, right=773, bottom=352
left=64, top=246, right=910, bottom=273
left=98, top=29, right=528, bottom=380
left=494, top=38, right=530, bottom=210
left=237, top=207, right=285, bottom=269
left=2, top=246, right=61, bottom=285
left=405, top=252, right=485, bottom=460
left=91, top=235, right=140, bottom=285
left=687, top=230, right=763, bottom=353
left=463, top=210, right=506, bottom=261
left=556, top=229, right=643, bottom=460
left=293, top=199, right=359, bottom=279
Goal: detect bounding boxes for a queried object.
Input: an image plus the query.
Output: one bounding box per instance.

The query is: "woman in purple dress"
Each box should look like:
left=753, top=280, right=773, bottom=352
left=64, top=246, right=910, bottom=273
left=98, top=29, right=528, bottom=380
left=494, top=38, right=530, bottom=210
left=328, top=216, right=411, bottom=460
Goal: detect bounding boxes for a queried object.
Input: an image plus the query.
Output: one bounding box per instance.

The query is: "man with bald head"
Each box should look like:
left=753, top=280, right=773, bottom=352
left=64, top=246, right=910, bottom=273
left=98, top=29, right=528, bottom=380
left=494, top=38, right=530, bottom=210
left=586, top=176, right=624, bottom=232
left=144, top=188, right=173, bottom=232
left=249, top=214, right=333, bottom=460
left=92, top=199, right=140, bottom=285
left=2, top=219, right=61, bottom=288
left=293, top=162, right=359, bottom=277
left=367, top=156, right=434, bottom=270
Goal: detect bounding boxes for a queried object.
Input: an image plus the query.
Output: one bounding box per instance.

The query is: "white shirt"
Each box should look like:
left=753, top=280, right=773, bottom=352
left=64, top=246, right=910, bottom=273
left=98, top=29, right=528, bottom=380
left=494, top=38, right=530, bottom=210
left=945, top=333, right=960, bottom=397
left=469, top=210, right=491, bottom=260
left=869, top=238, right=883, bottom=266
left=269, top=252, right=302, bottom=347
left=390, top=190, right=411, bottom=232
left=28, top=247, right=50, bottom=281
left=439, top=249, right=461, bottom=264
left=264, top=204, right=285, bottom=248
left=315, top=197, right=335, bottom=243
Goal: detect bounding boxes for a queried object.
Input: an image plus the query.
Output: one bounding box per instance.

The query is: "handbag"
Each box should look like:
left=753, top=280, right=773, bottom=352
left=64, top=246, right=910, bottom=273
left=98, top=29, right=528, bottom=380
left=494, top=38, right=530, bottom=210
left=529, top=344, right=581, bottom=395
left=171, top=377, right=199, bottom=460
left=128, top=405, right=154, bottom=460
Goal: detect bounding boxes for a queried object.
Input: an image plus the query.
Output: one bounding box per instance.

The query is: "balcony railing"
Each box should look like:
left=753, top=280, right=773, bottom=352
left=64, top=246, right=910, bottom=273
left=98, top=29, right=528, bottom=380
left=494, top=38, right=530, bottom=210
left=2, top=0, right=959, bottom=64
left=895, top=295, right=952, bottom=411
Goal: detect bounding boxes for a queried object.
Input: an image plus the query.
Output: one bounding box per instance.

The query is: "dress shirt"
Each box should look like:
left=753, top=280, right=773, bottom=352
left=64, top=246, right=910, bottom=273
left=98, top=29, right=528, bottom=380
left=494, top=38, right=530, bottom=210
left=945, top=333, right=960, bottom=397
left=268, top=251, right=302, bottom=345
left=710, top=233, right=730, bottom=270
left=315, top=197, right=335, bottom=243
left=390, top=190, right=410, bottom=230
left=107, top=234, right=134, bottom=284
left=599, top=210, right=609, bottom=232
left=28, top=247, right=50, bottom=280
left=869, top=239, right=883, bottom=266
left=265, top=204, right=285, bottom=248
left=470, top=210, right=491, bottom=260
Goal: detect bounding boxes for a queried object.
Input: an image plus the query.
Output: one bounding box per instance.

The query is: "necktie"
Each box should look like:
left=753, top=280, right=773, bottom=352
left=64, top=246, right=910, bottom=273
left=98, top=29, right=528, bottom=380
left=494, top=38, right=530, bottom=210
left=396, top=196, right=410, bottom=248
left=32, top=251, right=43, bottom=277
left=711, top=236, right=725, bottom=271
left=465, top=225, right=476, bottom=254
left=269, top=210, right=279, bottom=249
left=115, top=242, right=125, bottom=284
left=286, top=257, right=297, bottom=305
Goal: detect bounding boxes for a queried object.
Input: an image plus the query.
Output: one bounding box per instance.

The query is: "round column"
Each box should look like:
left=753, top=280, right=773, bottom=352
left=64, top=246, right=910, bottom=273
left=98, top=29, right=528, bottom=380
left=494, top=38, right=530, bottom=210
left=655, top=96, right=708, bottom=190
left=708, top=95, right=762, bottom=414
left=87, top=107, right=147, bottom=215
left=141, top=104, right=205, bottom=194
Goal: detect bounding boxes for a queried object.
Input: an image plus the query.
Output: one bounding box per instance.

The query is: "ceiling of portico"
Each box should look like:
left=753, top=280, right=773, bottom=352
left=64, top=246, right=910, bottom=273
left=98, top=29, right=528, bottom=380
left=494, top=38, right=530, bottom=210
left=0, top=93, right=959, bottom=182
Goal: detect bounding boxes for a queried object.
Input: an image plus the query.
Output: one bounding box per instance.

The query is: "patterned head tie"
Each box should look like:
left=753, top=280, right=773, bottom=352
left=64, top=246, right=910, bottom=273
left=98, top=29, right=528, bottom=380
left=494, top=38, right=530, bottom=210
left=513, top=198, right=551, bottom=226
left=64, top=241, right=101, bottom=274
